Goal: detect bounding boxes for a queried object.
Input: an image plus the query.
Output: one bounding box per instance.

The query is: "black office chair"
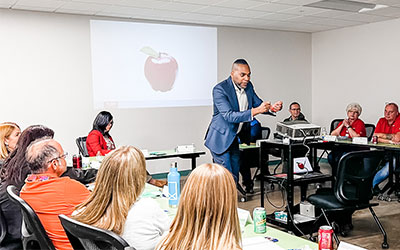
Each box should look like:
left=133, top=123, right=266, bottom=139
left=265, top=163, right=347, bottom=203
left=6, top=185, right=56, bottom=250
left=317, top=119, right=348, bottom=165
left=365, top=123, right=376, bottom=141
left=307, top=150, right=388, bottom=249
left=251, top=127, right=271, bottom=181
left=58, top=214, right=135, bottom=250
left=76, top=136, right=89, bottom=157
left=261, top=127, right=271, bottom=141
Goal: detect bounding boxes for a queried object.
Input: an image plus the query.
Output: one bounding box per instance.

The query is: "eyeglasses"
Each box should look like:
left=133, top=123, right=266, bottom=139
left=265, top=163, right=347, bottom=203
left=48, top=152, right=68, bottom=163
left=290, top=108, right=301, bottom=111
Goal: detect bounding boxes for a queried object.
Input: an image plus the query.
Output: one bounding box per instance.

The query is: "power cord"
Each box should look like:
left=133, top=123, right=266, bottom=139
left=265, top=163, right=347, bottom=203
left=265, top=179, right=286, bottom=209
left=279, top=183, right=307, bottom=237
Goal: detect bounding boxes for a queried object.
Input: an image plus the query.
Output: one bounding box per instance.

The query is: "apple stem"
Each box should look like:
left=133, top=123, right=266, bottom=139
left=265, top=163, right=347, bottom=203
left=140, top=46, right=159, bottom=58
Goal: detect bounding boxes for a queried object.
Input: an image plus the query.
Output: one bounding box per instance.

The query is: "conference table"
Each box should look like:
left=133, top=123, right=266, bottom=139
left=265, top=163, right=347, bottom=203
left=142, top=183, right=318, bottom=250
left=82, top=149, right=206, bottom=171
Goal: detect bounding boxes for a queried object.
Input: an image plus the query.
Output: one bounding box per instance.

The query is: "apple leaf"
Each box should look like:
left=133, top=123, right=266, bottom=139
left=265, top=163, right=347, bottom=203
left=140, top=46, right=159, bottom=58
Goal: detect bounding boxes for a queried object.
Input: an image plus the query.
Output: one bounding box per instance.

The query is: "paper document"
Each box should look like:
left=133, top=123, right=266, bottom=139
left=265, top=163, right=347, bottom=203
left=237, top=208, right=253, bottom=232
left=242, top=237, right=284, bottom=250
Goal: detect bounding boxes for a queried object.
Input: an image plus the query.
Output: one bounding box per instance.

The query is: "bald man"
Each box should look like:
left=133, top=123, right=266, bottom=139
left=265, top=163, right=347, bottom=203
left=20, top=138, right=90, bottom=250
left=204, top=58, right=282, bottom=193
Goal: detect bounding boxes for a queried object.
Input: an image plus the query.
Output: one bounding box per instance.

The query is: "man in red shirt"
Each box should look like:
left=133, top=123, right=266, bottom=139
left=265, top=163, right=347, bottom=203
left=20, top=138, right=90, bottom=250
left=372, top=102, right=400, bottom=192
left=374, top=102, right=400, bottom=143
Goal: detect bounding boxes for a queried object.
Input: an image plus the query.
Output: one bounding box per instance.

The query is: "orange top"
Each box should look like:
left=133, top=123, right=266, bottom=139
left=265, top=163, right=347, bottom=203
left=20, top=174, right=90, bottom=250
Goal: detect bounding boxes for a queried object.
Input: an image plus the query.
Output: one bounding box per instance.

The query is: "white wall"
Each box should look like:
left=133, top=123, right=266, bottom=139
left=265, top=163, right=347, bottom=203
left=0, top=9, right=311, bottom=173
left=312, top=18, right=400, bottom=130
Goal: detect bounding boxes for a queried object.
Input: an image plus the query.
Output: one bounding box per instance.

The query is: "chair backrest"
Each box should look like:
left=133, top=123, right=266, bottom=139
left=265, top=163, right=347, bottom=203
left=58, top=214, right=134, bottom=250
left=261, top=127, right=271, bottom=140
left=6, top=185, right=56, bottom=250
left=76, top=136, right=89, bottom=157
left=335, top=150, right=385, bottom=205
left=330, top=119, right=342, bottom=134
left=365, top=123, right=376, bottom=141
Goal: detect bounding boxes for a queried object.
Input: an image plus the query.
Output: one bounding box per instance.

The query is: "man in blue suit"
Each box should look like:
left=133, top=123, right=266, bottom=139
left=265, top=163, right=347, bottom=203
left=205, top=59, right=282, bottom=192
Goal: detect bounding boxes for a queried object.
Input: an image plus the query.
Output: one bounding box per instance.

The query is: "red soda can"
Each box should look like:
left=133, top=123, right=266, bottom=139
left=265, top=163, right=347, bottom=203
left=318, top=225, right=333, bottom=250
left=372, top=135, right=378, bottom=144
left=72, top=155, right=78, bottom=168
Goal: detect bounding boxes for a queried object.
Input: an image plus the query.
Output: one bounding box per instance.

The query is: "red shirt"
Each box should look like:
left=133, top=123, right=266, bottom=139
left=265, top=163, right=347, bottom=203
left=375, top=115, right=400, bottom=134
left=86, top=130, right=115, bottom=156
left=20, top=174, right=90, bottom=250
left=336, top=119, right=366, bottom=138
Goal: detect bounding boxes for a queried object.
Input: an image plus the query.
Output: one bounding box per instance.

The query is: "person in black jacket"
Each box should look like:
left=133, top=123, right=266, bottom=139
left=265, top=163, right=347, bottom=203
left=283, top=102, right=307, bottom=123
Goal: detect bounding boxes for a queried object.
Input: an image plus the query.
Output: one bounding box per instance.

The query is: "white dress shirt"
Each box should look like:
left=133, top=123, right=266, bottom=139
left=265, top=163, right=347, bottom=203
left=232, top=80, right=248, bottom=134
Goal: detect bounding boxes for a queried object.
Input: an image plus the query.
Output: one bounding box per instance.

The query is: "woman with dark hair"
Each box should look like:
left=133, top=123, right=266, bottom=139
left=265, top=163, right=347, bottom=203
left=86, top=111, right=116, bottom=156
left=0, top=125, right=54, bottom=250
left=86, top=111, right=166, bottom=187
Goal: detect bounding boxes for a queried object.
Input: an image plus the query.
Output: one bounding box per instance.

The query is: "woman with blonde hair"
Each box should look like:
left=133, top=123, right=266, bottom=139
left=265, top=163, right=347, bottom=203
left=156, top=163, right=242, bottom=250
left=0, top=122, right=21, bottom=163
left=73, top=146, right=169, bottom=250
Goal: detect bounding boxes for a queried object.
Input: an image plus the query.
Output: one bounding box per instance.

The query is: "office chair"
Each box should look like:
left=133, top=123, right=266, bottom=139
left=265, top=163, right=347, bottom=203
left=6, top=185, right=56, bottom=250
left=251, top=127, right=271, bottom=181
left=59, top=214, right=135, bottom=250
left=76, top=136, right=89, bottom=157
left=317, top=118, right=349, bottom=165
left=307, top=150, right=388, bottom=249
left=365, top=123, right=376, bottom=141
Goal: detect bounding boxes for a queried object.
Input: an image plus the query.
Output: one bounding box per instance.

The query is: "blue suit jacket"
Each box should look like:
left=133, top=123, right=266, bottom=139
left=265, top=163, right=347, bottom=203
left=205, top=77, right=264, bottom=154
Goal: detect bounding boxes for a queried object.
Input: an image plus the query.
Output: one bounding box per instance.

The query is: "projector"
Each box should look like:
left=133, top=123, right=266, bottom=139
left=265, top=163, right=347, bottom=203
left=276, top=121, right=321, bottom=140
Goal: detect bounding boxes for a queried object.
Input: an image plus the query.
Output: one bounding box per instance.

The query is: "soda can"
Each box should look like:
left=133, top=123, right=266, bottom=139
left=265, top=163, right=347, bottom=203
left=318, top=225, right=333, bottom=250
left=253, top=207, right=267, bottom=233
left=372, top=135, right=378, bottom=144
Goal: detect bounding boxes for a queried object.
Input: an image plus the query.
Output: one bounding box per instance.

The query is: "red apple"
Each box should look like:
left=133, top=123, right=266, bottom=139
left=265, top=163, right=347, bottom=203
left=141, top=47, right=178, bottom=92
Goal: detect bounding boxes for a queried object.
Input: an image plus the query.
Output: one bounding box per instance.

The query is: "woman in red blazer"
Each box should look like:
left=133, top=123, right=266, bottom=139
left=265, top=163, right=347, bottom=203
left=87, top=111, right=116, bottom=157
left=86, top=111, right=166, bottom=187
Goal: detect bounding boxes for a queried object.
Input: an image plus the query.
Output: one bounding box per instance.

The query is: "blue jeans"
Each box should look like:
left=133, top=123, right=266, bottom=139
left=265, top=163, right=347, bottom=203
left=210, top=137, right=240, bottom=183
left=373, top=158, right=396, bottom=187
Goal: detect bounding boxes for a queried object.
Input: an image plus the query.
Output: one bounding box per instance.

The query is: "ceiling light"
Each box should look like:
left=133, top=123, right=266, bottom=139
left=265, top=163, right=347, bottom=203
left=305, top=0, right=388, bottom=13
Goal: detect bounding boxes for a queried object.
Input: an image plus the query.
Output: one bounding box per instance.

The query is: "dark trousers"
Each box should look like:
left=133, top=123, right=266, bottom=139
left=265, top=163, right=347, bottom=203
left=211, top=137, right=240, bottom=183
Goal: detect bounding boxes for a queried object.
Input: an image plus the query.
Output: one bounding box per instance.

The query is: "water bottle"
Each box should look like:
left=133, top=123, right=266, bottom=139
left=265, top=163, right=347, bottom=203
left=321, top=127, right=327, bottom=140
left=168, top=162, right=180, bottom=207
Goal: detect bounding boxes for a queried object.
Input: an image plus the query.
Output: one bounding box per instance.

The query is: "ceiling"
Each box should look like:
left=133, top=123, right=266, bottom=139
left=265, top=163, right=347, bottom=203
left=1, top=0, right=400, bottom=32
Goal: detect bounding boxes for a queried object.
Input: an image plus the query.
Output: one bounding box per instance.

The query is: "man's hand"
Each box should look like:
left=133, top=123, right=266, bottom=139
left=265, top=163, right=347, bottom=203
left=252, top=101, right=271, bottom=116
left=270, top=101, right=283, bottom=112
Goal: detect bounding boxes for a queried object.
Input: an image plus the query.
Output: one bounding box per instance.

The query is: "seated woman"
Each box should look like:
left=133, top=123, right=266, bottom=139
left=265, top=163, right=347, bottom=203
left=330, top=103, right=366, bottom=139
left=156, top=163, right=242, bottom=250
left=0, top=122, right=21, bottom=166
left=73, top=146, right=169, bottom=250
left=86, top=111, right=166, bottom=187
left=0, top=125, right=54, bottom=250
left=328, top=103, right=366, bottom=172
left=86, top=111, right=115, bottom=156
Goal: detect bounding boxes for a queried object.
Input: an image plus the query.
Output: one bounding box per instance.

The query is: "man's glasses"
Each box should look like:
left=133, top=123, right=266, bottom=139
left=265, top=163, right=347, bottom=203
left=48, top=152, right=68, bottom=163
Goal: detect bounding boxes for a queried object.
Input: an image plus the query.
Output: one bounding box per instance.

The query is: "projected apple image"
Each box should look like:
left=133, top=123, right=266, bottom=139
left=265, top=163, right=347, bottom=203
left=141, top=46, right=178, bottom=92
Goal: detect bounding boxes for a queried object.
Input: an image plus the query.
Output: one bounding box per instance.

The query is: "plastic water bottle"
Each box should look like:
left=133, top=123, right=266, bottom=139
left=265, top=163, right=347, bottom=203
left=168, top=162, right=180, bottom=207
left=321, top=127, right=327, bottom=140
